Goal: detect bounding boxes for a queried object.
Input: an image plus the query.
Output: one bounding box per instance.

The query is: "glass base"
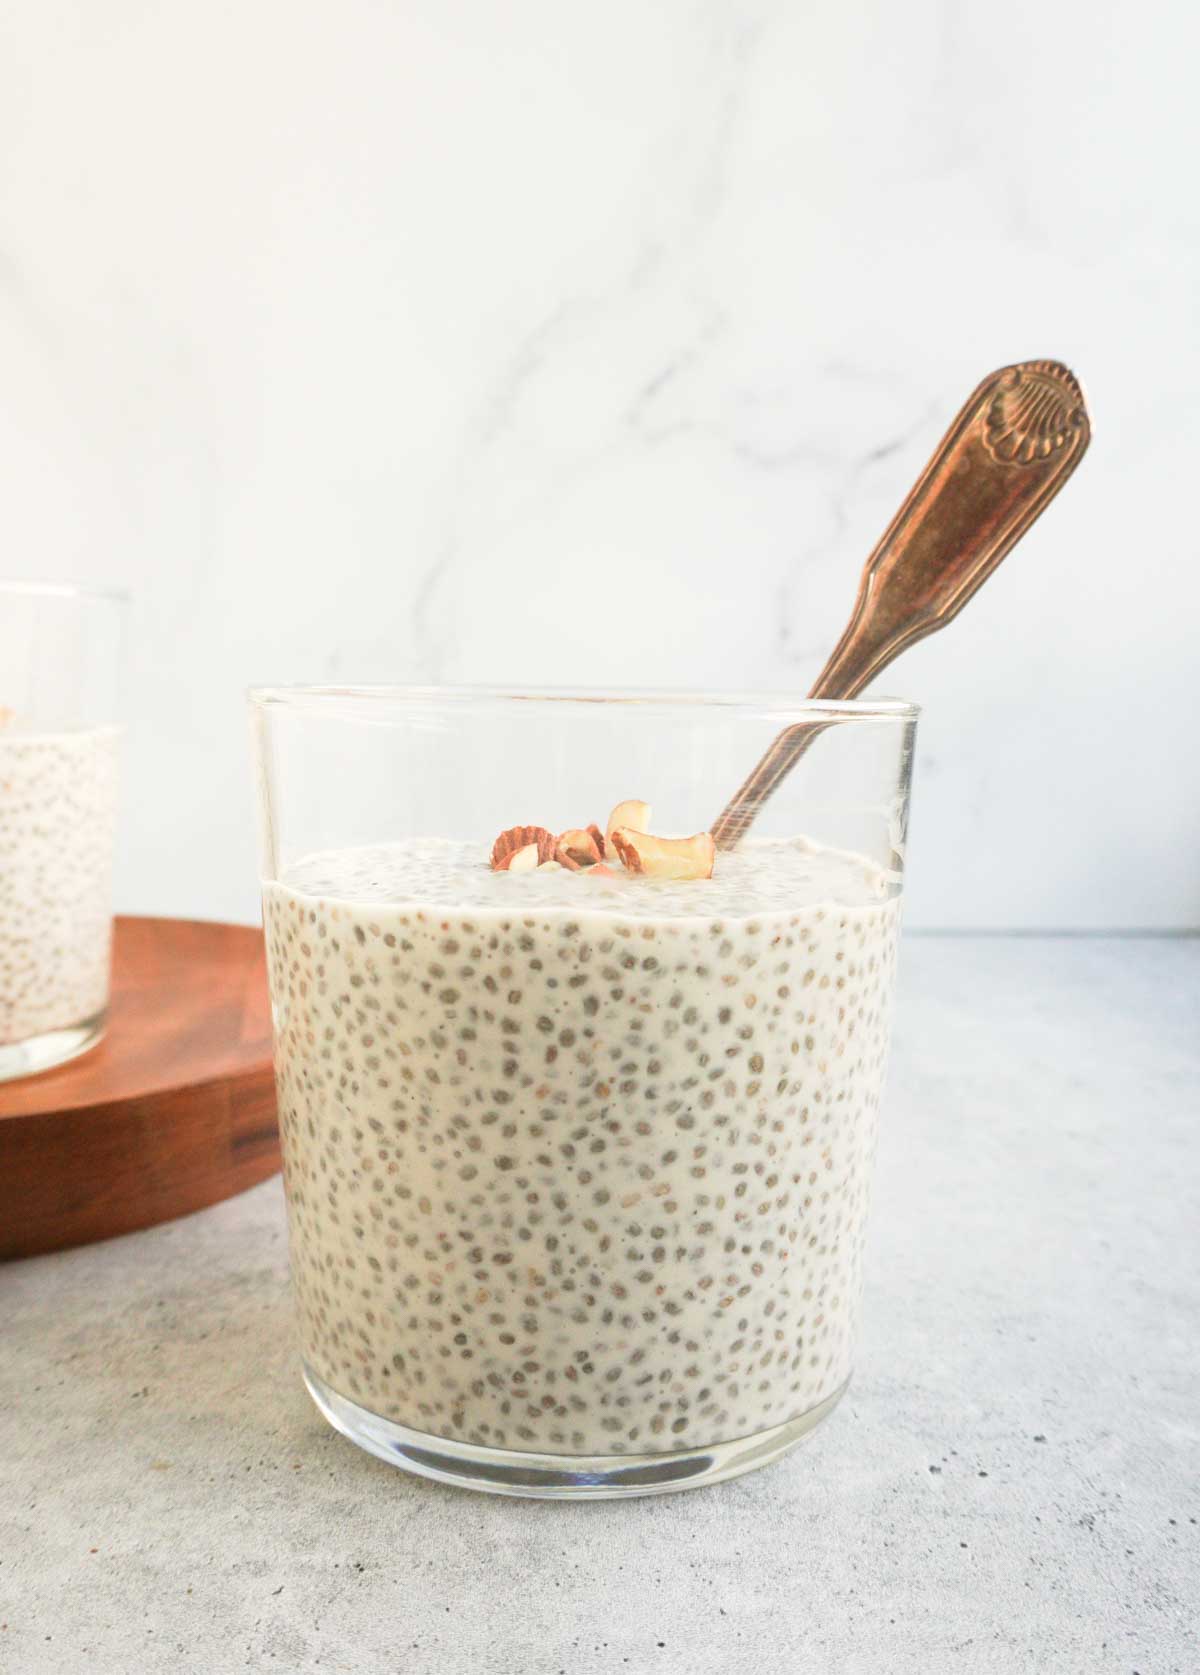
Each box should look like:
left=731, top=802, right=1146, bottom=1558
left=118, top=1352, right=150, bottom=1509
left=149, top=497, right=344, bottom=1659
left=303, top=1363, right=849, bottom=1499
left=0, top=1009, right=107, bottom=1083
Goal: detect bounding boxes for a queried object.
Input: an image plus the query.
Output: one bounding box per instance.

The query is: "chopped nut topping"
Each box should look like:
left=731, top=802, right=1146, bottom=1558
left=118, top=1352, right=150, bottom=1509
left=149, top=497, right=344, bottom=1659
left=556, top=828, right=603, bottom=870
left=504, top=843, right=541, bottom=874
left=604, top=800, right=651, bottom=861
left=490, top=806, right=715, bottom=881
left=610, top=828, right=715, bottom=880
left=491, top=826, right=556, bottom=871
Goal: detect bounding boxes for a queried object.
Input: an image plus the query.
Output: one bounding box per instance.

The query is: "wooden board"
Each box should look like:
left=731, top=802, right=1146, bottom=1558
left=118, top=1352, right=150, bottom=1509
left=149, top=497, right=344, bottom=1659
left=0, top=916, right=279, bottom=1260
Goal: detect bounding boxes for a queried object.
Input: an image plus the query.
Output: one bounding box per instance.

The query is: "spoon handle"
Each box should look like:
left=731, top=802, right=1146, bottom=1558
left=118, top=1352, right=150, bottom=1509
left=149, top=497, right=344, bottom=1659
left=712, top=359, right=1092, bottom=847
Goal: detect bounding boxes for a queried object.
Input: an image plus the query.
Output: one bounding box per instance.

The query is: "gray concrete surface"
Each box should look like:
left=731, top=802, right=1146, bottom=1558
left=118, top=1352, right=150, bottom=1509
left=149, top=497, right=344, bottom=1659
left=3, top=936, right=1197, bottom=1675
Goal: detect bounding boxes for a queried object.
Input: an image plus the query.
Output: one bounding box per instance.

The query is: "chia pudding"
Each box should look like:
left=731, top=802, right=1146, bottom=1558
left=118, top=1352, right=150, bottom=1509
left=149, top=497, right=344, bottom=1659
left=264, top=836, right=901, bottom=1456
left=0, top=724, right=119, bottom=1048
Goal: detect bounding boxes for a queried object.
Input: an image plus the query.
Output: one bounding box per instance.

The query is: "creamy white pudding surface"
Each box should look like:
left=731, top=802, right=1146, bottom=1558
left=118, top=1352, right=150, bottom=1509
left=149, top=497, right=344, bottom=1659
left=264, top=836, right=901, bottom=1456
left=0, top=726, right=119, bottom=1046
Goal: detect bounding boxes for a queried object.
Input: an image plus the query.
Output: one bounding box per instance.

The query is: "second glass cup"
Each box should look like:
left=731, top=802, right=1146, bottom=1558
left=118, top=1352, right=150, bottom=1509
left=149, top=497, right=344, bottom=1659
left=0, top=582, right=124, bottom=1081
left=251, top=686, right=917, bottom=1496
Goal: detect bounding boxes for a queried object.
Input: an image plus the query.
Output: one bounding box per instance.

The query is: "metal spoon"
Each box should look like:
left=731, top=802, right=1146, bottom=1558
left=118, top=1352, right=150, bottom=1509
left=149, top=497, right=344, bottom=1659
left=711, top=358, right=1092, bottom=847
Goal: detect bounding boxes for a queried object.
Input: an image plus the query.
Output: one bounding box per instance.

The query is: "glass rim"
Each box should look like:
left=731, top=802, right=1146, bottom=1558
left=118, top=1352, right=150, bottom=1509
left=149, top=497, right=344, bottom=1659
left=0, top=578, right=130, bottom=604
left=246, top=682, right=919, bottom=721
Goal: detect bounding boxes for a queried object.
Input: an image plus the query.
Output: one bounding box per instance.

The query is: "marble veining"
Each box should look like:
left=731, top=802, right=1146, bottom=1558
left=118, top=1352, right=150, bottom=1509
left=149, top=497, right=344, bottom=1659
left=0, top=2, right=1193, bottom=932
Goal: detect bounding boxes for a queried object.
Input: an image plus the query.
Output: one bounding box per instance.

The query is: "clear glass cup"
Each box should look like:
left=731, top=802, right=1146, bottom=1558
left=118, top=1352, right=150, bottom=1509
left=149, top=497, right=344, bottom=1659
left=250, top=686, right=918, bottom=1498
left=0, top=582, right=125, bottom=1080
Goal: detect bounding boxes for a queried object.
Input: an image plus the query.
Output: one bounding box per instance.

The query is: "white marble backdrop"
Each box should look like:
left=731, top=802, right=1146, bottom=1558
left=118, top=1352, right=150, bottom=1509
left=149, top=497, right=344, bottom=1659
left=2, top=1, right=1196, bottom=928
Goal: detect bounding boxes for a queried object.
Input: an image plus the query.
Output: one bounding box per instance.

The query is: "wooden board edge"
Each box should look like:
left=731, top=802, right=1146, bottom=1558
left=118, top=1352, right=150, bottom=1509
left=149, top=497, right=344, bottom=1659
left=0, top=1068, right=281, bottom=1262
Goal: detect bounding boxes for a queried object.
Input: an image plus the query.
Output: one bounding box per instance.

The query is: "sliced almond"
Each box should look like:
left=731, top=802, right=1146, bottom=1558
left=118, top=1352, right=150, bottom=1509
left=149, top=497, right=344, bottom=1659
left=501, top=842, right=541, bottom=874
left=491, top=825, right=556, bottom=871
left=587, top=862, right=617, bottom=879
left=604, top=800, right=651, bottom=860
left=537, top=859, right=563, bottom=872
left=610, top=828, right=715, bottom=880
left=556, top=827, right=603, bottom=871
